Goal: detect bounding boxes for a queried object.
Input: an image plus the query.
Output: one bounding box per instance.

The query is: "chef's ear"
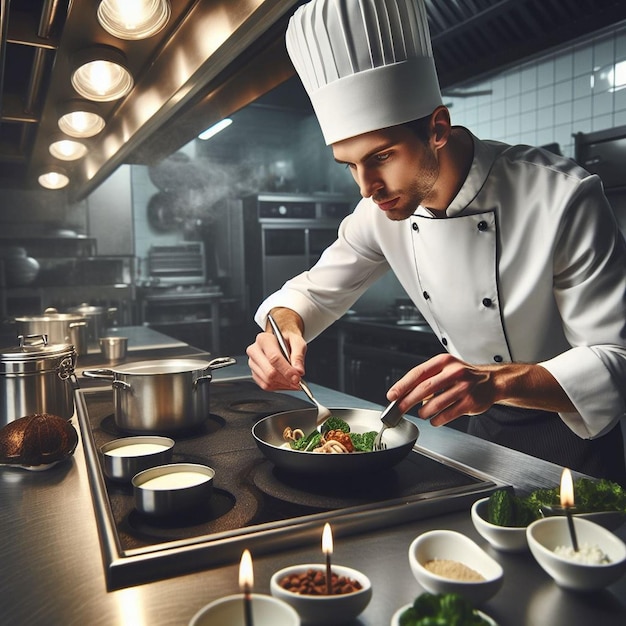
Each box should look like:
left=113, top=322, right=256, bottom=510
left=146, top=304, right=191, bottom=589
left=429, top=106, right=451, bottom=149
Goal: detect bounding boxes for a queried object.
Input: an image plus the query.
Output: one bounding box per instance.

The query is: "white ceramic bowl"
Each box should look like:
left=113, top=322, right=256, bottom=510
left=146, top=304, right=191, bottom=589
left=526, top=516, right=626, bottom=591
left=270, top=563, right=372, bottom=625
left=189, top=593, right=300, bottom=626
left=471, top=497, right=529, bottom=552
left=408, top=530, right=504, bottom=606
left=390, top=602, right=497, bottom=626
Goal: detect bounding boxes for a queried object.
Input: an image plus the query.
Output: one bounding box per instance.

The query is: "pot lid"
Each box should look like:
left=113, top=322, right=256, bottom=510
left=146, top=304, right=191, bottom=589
left=68, top=303, right=107, bottom=314
left=15, top=312, right=86, bottom=322
left=109, top=358, right=214, bottom=375
left=0, top=336, right=75, bottom=361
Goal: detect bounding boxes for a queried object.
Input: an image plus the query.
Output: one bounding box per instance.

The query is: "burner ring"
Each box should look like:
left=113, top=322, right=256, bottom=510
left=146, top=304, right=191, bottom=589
left=99, top=413, right=225, bottom=438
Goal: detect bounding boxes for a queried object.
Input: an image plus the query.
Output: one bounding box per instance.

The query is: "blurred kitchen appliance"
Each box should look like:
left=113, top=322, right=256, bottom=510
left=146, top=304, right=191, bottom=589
left=575, top=125, right=626, bottom=235
left=239, top=193, right=355, bottom=314
left=147, top=242, right=206, bottom=285
left=141, top=242, right=221, bottom=352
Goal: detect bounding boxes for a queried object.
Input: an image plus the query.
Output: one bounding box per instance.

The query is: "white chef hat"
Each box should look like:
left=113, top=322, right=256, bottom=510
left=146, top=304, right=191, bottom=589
left=286, top=0, right=443, bottom=145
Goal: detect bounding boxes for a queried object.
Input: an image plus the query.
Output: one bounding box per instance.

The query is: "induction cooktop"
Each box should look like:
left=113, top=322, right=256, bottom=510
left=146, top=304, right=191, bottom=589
left=75, top=381, right=502, bottom=590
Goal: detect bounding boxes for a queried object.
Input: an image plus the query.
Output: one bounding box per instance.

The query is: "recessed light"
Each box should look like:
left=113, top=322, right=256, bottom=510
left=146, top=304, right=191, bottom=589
left=97, top=0, right=171, bottom=40
left=71, top=47, right=134, bottom=102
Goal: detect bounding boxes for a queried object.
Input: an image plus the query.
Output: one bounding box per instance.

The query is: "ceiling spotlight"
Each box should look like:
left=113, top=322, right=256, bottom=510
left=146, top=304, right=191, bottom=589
left=58, top=101, right=105, bottom=138
left=49, top=137, right=88, bottom=161
left=39, top=169, right=70, bottom=190
left=97, top=0, right=171, bottom=40
left=71, top=47, right=134, bottom=102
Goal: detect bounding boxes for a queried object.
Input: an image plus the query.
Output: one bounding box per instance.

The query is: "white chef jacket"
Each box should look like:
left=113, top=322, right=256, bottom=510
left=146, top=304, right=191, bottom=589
left=255, top=130, right=626, bottom=440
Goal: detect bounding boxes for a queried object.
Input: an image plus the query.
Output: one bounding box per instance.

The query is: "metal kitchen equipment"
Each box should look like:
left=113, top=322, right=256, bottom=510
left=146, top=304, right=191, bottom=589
left=252, top=406, right=418, bottom=474
left=75, top=380, right=503, bottom=590
left=147, top=242, right=206, bottom=285
left=14, top=308, right=88, bottom=356
left=240, top=193, right=355, bottom=311
left=0, top=334, right=77, bottom=426
left=267, top=312, right=331, bottom=430
left=67, top=303, right=118, bottom=345
left=373, top=399, right=406, bottom=450
left=82, top=357, right=236, bottom=433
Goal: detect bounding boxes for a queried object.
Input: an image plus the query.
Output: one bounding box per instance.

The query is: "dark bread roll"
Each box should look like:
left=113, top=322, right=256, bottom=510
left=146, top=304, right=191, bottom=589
left=0, top=413, right=78, bottom=467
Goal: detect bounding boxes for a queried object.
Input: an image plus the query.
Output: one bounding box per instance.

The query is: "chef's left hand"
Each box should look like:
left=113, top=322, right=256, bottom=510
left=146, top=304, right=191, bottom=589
left=385, top=353, right=574, bottom=426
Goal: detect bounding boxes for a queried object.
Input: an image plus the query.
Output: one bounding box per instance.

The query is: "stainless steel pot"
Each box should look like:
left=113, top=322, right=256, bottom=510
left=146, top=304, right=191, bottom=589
left=14, top=308, right=88, bottom=355
left=82, top=356, right=236, bottom=433
left=0, top=335, right=77, bottom=427
left=252, top=407, right=419, bottom=475
left=67, top=303, right=117, bottom=345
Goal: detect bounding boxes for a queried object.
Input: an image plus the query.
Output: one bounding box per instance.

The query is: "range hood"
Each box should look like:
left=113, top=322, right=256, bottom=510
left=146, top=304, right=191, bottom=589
left=2, top=0, right=626, bottom=201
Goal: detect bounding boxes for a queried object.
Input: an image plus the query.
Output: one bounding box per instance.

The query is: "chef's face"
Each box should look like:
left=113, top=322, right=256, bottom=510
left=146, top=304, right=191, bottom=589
left=332, top=125, right=439, bottom=221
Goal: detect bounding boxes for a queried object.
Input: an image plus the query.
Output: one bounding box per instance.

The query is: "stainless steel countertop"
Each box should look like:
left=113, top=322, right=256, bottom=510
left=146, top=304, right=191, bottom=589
left=1, top=347, right=625, bottom=626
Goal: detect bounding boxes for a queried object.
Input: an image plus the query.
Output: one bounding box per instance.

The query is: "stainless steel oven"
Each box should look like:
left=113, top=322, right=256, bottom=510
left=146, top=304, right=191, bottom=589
left=240, top=193, right=355, bottom=313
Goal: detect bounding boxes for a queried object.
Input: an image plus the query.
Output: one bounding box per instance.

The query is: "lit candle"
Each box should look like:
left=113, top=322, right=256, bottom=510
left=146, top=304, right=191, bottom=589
left=560, top=468, right=579, bottom=552
left=322, top=523, right=333, bottom=595
left=239, top=549, right=254, bottom=626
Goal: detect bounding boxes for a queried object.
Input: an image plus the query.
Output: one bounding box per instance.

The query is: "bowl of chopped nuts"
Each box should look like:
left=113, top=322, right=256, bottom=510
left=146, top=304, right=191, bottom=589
left=408, top=530, right=504, bottom=606
left=270, top=563, right=372, bottom=625
left=526, top=516, right=626, bottom=591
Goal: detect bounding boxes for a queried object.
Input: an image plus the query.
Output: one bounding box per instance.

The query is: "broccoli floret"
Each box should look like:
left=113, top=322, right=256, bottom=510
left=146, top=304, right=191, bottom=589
left=399, top=593, right=490, bottom=626
left=290, top=431, right=323, bottom=451
left=320, top=416, right=350, bottom=434
left=349, top=430, right=378, bottom=452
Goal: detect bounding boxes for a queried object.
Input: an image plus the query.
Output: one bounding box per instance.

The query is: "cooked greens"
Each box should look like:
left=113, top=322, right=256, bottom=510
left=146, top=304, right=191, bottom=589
left=399, top=592, right=491, bottom=626
left=486, top=478, right=626, bottom=527
left=287, top=416, right=378, bottom=453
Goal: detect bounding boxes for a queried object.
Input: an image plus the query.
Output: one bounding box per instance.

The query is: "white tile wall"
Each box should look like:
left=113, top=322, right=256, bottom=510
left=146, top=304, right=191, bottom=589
left=446, top=23, right=626, bottom=158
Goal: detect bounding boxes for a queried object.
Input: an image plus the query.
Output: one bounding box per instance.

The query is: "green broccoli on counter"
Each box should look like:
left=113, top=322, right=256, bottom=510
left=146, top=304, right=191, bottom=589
left=399, top=592, right=491, bottom=626
left=486, top=478, right=626, bottom=527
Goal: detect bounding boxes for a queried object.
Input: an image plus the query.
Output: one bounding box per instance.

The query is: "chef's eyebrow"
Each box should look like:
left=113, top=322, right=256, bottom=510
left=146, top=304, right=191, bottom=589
left=333, top=142, right=395, bottom=166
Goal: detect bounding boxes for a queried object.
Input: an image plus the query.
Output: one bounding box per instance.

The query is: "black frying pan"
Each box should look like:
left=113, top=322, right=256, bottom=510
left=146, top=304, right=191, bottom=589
left=252, top=407, right=419, bottom=475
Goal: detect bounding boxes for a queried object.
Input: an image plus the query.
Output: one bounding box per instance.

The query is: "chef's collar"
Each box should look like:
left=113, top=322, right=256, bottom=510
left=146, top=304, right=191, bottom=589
left=445, top=129, right=497, bottom=217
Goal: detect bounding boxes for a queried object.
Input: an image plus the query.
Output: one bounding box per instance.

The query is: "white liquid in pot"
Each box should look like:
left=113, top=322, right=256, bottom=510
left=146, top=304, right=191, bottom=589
left=140, top=471, right=211, bottom=490
left=106, top=443, right=170, bottom=457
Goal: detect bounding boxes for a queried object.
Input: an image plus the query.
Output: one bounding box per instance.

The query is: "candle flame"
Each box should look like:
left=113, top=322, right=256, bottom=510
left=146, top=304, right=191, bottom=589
left=560, top=468, right=575, bottom=508
left=322, top=523, right=333, bottom=556
left=239, top=549, right=253, bottom=591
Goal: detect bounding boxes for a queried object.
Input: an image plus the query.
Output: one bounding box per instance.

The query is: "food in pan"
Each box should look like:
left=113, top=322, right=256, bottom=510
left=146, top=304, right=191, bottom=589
left=282, top=416, right=377, bottom=453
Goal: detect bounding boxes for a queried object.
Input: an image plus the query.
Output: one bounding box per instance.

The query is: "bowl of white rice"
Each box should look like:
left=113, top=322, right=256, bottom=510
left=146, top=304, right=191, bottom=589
left=526, top=516, right=626, bottom=591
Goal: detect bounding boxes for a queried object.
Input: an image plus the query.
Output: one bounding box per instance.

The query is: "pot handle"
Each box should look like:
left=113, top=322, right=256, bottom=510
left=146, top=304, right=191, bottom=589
left=82, top=368, right=115, bottom=380
left=193, top=356, right=236, bottom=389
left=206, top=356, right=237, bottom=371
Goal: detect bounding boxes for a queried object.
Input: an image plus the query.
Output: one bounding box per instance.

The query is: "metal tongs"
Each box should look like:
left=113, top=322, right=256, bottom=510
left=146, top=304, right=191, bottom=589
left=373, top=399, right=405, bottom=450
left=267, top=313, right=332, bottom=431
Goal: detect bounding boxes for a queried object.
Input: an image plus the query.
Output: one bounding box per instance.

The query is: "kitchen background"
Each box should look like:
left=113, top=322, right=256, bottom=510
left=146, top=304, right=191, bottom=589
left=1, top=19, right=625, bottom=359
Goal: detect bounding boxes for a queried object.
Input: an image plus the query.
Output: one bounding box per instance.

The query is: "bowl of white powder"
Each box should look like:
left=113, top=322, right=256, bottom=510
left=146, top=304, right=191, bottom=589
left=408, top=529, right=504, bottom=606
left=526, top=516, right=626, bottom=591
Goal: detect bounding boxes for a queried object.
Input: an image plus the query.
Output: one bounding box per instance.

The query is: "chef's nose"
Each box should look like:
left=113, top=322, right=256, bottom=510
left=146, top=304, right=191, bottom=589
left=355, top=167, right=383, bottom=199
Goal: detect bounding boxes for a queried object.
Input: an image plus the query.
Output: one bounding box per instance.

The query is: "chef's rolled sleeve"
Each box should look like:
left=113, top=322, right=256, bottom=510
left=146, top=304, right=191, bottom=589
left=540, top=346, right=626, bottom=438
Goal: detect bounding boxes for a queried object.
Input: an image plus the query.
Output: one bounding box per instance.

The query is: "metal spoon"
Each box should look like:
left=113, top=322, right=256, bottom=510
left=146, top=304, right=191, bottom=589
left=267, top=313, right=332, bottom=431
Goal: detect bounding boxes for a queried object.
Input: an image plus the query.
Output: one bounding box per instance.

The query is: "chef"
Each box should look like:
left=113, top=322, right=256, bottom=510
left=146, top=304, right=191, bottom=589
left=246, top=0, right=626, bottom=484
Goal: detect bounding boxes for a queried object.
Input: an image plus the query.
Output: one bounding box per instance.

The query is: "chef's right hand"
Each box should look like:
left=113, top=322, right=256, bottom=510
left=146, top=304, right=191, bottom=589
left=246, top=308, right=307, bottom=391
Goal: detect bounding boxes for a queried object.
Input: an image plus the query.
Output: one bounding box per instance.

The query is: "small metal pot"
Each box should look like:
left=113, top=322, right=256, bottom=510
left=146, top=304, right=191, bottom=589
left=67, top=303, right=118, bottom=345
left=0, top=334, right=77, bottom=427
left=83, top=356, right=236, bottom=433
left=132, top=463, right=215, bottom=516
left=100, top=436, right=175, bottom=482
left=15, top=308, right=88, bottom=355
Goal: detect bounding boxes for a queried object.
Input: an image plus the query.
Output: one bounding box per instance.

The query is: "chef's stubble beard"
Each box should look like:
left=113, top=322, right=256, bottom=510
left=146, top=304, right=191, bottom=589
left=381, top=156, right=440, bottom=222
